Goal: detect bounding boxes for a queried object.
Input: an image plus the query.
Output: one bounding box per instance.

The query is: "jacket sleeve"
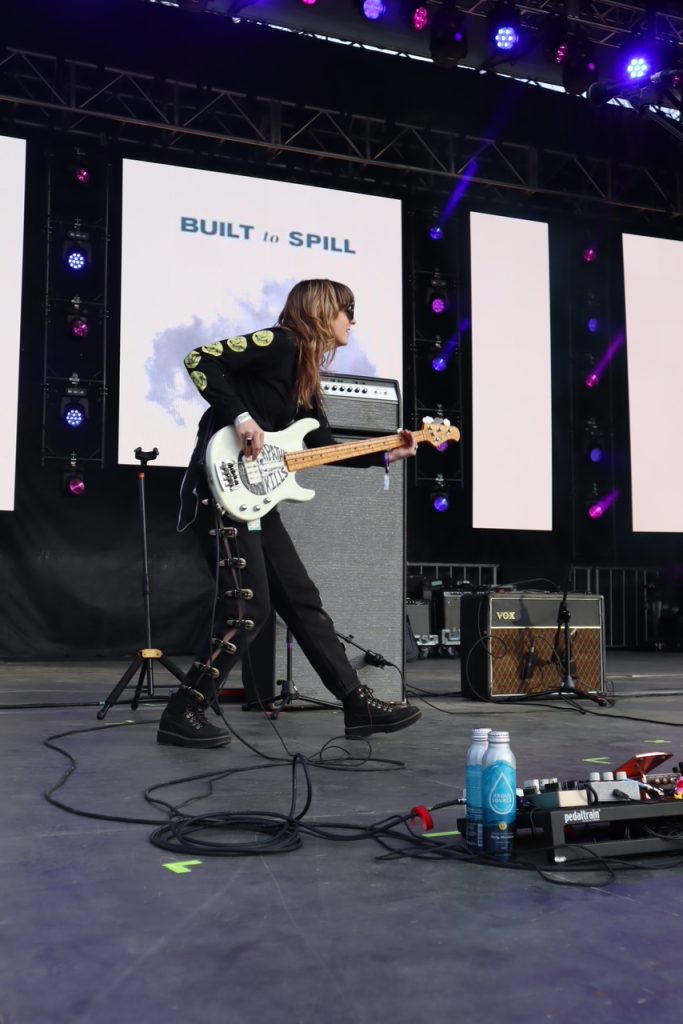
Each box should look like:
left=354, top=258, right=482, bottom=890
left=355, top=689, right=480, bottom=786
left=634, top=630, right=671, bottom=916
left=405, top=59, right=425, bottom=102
left=183, top=328, right=282, bottom=424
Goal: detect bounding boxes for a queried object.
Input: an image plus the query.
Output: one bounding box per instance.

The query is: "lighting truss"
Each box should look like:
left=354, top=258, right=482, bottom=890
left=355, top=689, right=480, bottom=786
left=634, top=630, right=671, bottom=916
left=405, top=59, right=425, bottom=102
left=0, top=47, right=680, bottom=214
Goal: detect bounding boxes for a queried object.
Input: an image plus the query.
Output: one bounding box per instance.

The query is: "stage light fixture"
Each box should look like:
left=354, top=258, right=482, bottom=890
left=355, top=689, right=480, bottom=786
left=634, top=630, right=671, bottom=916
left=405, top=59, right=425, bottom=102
left=70, top=316, right=89, bottom=338
left=430, top=474, right=450, bottom=512
left=74, top=167, right=90, bottom=185
left=587, top=487, right=619, bottom=520
left=299, top=0, right=319, bottom=6
left=60, top=374, right=89, bottom=429
left=361, top=0, right=387, bottom=21
left=63, top=455, right=86, bottom=496
left=405, top=3, right=430, bottom=32
left=427, top=272, right=448, bottom=314
left=488, top=1, right=521, bottom=53
left=431, top=339, right=447, bottom=372
left=62, top=228, right=92, bottom=274
left=584, top=419, right=605, bottom=464
left=583, top=246, right=598, bottom=264
left=429, top=4, right=468, bottom=67
left=587, top=316, right=600, bottom=333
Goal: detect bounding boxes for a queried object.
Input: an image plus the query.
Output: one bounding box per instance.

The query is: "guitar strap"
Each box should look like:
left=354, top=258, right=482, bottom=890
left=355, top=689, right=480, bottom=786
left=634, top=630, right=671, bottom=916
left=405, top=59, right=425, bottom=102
left=177, top=408, right=215, bottom=532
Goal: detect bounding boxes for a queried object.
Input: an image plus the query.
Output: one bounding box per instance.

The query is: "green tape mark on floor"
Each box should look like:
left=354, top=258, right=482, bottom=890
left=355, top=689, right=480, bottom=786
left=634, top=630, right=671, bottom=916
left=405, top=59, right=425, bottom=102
left=582, top=757, right=611, bottom=764
left=163, top=860, right=202, bottom=874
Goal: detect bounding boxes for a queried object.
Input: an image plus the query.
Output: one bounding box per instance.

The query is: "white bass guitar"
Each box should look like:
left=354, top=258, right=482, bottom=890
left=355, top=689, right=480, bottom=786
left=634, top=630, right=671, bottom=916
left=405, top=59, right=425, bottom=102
left=204, top=416, right=460, bottom=523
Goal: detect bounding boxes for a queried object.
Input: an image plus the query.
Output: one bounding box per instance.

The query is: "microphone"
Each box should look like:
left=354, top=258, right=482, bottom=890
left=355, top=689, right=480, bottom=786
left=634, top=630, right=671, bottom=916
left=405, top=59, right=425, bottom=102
left=588, top=69, right=682, bottom=105
left=521, top=640, right=536, bottom=681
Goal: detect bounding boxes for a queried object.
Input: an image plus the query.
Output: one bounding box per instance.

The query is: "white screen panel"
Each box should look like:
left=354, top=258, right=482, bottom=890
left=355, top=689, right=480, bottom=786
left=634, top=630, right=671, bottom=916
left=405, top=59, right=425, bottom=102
left=623, top=232, right=683, bottom=533
left=119, top=159, right=403, bottom=467
left=0, top=136, right=27, bottom=512
left=470, top=212, right=553, bottom=531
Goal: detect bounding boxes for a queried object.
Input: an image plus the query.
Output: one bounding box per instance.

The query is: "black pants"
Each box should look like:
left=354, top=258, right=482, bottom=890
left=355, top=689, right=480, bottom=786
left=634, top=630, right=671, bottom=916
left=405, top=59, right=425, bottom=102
left=186, top=501, right=361, bottom=702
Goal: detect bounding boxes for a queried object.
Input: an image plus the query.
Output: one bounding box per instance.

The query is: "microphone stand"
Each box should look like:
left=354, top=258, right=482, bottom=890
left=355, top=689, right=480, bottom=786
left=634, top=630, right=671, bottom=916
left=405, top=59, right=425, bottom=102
left=97, top=447, right=187, bottom=719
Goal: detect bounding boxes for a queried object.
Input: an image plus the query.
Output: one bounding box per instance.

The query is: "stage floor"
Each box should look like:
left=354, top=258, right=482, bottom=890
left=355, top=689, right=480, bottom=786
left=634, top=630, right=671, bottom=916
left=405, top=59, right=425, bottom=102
left=2, top=649, right=683, bottom=1023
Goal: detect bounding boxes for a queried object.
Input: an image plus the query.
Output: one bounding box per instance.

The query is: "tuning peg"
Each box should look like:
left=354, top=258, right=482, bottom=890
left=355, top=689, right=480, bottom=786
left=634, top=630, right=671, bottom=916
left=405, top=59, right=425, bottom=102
left=444, top=418, right=451, bottom=426
left=422, top=415, right=433, bottom=424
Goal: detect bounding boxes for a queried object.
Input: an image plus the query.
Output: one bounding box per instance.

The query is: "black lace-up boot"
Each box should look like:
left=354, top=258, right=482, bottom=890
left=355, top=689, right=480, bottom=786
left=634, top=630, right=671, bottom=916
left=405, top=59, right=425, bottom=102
left=157, top=684, right=231, bottom=748
left=342, top=685, right=421, bottom=739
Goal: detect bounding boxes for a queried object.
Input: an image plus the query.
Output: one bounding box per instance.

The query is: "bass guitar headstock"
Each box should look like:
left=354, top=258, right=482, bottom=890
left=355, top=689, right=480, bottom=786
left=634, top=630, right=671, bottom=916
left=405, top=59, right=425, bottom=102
left=419, top=416, right=461, bottom=448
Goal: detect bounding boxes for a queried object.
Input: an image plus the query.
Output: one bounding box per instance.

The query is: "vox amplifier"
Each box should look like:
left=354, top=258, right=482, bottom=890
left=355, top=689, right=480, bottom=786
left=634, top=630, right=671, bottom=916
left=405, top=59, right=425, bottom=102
left=460, top=592, right=605, bottom=700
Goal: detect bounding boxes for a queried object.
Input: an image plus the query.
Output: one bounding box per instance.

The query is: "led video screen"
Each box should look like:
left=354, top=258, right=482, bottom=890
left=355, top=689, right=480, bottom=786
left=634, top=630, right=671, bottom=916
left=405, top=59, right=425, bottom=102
left=623, top=232, right=683, bottom=533
left=119, top=159, right=403, bottom=467
left=0, top=136, right=27, bottom=512
left=470, top=211, right=553, bottom=531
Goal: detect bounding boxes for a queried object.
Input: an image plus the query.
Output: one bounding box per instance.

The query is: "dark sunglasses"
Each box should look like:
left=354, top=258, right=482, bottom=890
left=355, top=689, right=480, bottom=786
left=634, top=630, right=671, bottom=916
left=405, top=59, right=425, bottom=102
left=341, top=302, right=355, bottom=320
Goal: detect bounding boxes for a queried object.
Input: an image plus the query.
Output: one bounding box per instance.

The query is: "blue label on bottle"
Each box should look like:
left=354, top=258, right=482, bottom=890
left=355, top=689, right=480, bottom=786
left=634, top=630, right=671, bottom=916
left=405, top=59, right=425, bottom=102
left=482, top=761, right=516, bottom=825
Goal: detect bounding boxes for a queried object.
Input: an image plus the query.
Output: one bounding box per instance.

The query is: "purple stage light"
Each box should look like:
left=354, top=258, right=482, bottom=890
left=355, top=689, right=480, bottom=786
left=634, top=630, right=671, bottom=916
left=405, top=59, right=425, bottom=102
left=589, top=447, right=604, bottom=463
left=583, top=247, right=597, bottom=263
left=626, top=56, right=650, bottom=80
left=587, top=317, right=600, bottom=333
left=585, top=371, right=600, bottom=388
left=300, top=0, right=318, bottom=5
left=494, top=25, right=518, bottom=51
left=429, top=225, right=443, bottom=240
left=75, top=168, right=90, bottom=185
left=68, top=476, right=86, bottom=496
left=431, top=297, right=446, bottom=314
left=362, top=0, right=386, bottom=20
left=433, top=494, right=449, bottom=512
left=71, top=318, right=89, bottom=338
left=432, top=355, right=447, bottom=372
left=555, top=43, right=568, bottom=64
left=412, top=6, right=429, bottom=31
left=588, top=489, right=619, bottom=519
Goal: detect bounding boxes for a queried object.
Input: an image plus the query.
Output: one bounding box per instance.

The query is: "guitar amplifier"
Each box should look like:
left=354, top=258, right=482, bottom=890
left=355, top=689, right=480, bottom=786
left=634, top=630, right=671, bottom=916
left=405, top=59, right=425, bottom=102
left=321, top=373, right=401, bottom=434
left=460, top=592, right=606, bottom=700
left=240, top=378, right=405, bottom=704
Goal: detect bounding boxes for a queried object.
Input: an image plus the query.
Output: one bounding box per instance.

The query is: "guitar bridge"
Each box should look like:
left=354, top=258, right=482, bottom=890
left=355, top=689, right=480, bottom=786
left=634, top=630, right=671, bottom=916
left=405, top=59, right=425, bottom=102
left=216, top=460, right=239, bottom=491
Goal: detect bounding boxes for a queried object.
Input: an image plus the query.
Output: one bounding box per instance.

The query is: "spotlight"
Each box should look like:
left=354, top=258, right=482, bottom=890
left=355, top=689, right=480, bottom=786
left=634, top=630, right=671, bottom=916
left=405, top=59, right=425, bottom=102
left=406, top=4, right=430, bottom=32
left=587, top=316, right=600, bottom=333
left=60, top=375, right=89, bottom=429
left=64, top=246, right=89, bottom=272
left=68, top=311, right=90, bottom=338
left=584, top=418, right=605, bottom=463
left=361, top=0, right=386, bottom=21
left=587, top=489, right=619, bottom=519
left=583, top=247, right=598, bottom=263
left=63, top=456, right=86, bottom=496
left=61, top=400, right=87, bottom=429
left=626, top=55, right=650, bottom=80
left=431, top=339, right=447, bottom=372
left=427, top=273, right=448, bottom=314
left=299, top=0, right=319, bottom=5
left=430, top=474, right=450, bottom=512
left=429, top=4, right=468, bottom=67
left=488, top=1, right=521, bottom=53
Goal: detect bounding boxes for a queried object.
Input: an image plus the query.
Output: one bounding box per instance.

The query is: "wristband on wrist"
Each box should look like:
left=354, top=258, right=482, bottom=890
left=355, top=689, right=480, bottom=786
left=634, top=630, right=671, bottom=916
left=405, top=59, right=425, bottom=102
left=234, top=412, right=252, bottom=427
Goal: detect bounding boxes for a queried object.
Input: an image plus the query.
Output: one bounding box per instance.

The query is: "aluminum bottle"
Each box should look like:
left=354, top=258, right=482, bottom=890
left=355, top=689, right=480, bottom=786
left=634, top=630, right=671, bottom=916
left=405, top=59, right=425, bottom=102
left=465, top=727, right=491, bottom=852
left=481, top=730, right=517, bottom=860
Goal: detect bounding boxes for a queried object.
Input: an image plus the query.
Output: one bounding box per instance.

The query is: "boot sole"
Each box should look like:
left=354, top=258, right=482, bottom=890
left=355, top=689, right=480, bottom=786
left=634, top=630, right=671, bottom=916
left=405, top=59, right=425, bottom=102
left=344, top=708, right=422, bottom=739
left=157, top=730, right=231, bottom=748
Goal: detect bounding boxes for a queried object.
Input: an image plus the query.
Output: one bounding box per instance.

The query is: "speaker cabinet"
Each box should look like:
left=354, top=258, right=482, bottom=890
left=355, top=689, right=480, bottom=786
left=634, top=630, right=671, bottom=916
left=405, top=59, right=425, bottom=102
left=460, top=592, right=605, bottom=700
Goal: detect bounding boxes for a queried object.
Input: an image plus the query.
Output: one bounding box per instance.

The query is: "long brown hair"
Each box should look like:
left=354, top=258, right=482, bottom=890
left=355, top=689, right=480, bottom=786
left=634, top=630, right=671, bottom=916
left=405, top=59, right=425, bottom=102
left=277, top=279, right=354, bottom=410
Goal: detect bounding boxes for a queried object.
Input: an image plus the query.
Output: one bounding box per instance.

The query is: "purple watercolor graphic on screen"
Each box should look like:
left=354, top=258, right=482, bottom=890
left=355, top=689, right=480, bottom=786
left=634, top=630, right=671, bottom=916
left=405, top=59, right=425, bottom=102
left=144, top=279, right=377, bottom=427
